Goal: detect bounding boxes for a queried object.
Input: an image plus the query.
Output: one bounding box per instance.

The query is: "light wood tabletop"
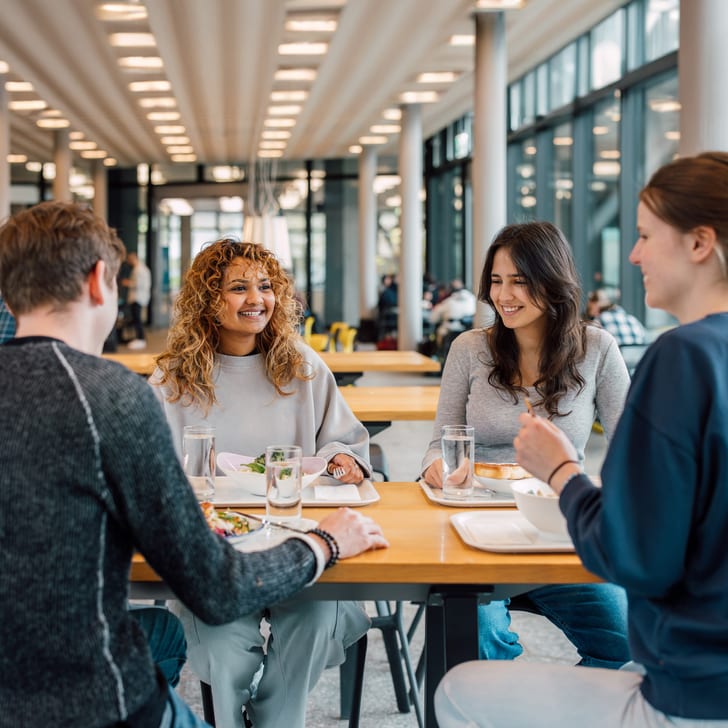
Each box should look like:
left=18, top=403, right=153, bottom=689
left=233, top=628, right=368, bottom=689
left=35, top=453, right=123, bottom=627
left=340, top=385, right=440, bottom=422
left=130, top=482, right=595, bottom=726
left=104, top=349, right=441, bottom=379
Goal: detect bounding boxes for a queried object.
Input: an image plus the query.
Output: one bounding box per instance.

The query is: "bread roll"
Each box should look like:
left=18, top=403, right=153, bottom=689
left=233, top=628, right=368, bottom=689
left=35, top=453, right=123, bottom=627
left=474, top=462, right=530, bottom=480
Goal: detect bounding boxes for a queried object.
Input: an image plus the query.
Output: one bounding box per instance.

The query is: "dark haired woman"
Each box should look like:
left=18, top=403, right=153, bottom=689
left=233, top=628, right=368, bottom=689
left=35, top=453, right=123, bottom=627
left=421, top=221, right=630, bottom=667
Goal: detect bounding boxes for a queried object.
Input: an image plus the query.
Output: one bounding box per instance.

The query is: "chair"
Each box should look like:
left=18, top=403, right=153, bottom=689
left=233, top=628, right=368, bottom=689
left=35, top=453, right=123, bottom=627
left=339, top=326, right=358, bottom=353
left=341, top=601, right=425, bottom=728
left=303, top=315, right=329, bottom=352
left=327, top=321, right=350, bottom=351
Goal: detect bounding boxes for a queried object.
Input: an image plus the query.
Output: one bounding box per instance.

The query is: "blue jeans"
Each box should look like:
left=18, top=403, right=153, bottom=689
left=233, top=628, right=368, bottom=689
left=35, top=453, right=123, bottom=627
left=160, top=685, right=212, bottom=727
left=131, top=605, right=188, bottom=687
left=478, top=583, right=629, bottom=668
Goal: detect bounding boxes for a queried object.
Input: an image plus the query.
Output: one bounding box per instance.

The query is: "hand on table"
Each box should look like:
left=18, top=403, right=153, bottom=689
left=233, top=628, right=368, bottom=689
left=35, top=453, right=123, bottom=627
left=422, top=458, right=444, bottom=487
left=514, top=411, right=579, bottom=492
left=318, top=507, right=389, bottom=559
left=327, top=453, right=364, bottom=484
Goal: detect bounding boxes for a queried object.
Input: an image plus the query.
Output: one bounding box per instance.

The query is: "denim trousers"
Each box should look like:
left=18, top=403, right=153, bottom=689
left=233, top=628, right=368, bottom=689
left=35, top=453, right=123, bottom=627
left=130, top=605, right=188, bottom=687
left=477, top=582, right=630, bottom=668
left=159, top=685, right=212, bottom=728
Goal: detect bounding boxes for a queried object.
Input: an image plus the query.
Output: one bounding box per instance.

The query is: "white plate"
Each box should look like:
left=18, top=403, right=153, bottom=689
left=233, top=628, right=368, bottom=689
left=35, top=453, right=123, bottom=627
left=212, top=476, right=380, bottom=507
left=232, top=517, right=319, bottom=552
left=450, top=510, right=574, bottom=552
left=473, top=473, right=528, bottom=495
left=216, top=452, right=327, bottom=497
left=419, top=480, right=515, bottom=508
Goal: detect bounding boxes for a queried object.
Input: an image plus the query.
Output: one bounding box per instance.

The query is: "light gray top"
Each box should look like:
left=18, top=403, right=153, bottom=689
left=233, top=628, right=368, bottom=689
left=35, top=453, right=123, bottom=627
left=422, top=326, right=630, bottom=472
left=150, top=342, right=371, bottom=475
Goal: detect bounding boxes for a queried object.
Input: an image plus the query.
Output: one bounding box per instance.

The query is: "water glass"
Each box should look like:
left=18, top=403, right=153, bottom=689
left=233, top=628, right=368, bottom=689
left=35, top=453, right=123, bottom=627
left=441, top=425, right=474, bottom=499
left=182, top=425, right=216, bottom=501
left=265, top=445, right=303, bottom=522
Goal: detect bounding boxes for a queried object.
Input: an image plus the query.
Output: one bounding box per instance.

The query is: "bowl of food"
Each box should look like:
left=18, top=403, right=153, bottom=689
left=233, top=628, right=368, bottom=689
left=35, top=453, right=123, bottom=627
left=510, top=479, right=569, bottom=540
left=200, top=502, right=259, bottom=542
left=473, top=462, right=531, bottom=494
left=217, top=452, right=327, bottom=496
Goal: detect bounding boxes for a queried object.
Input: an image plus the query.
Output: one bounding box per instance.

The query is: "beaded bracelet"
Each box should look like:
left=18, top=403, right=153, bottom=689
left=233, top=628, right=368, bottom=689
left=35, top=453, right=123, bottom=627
left=308, top=527, right=340, bottom=568
left=547, top=459, right=580, bottom=487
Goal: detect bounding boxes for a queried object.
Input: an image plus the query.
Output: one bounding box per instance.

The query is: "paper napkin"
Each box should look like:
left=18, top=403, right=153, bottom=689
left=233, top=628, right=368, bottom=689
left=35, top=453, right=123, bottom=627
left=314, top=484, right=361, bottom=502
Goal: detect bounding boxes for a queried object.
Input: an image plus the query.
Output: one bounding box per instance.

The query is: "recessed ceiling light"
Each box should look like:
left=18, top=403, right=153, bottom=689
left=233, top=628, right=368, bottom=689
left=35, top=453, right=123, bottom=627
left=278, top=42, right=328, bottom=55
left=399, top=91, right=438, bottom=103
left=417, top=72, right=457, bottom=84
left=69, top=131, right=85, bottom=140
left=129, top=80, right=171, bottom=92
left=348, top=145, right=363, bottom=154
left=147, top=111, right=180, bottom=121
left=166, top=145, right=194, bottom=154
left=450, top=34, right=475, bottom=46
left=258, top=150, right=284, bottom=158
left=268, top=105, right=302, bottom=116
left=160, top=136, right=190, bottom=144
left=382, top=108, right=402, bottom=121
left=26, top=161, right=42, bottom=172
left=475, top=0, right=525, bottom=9
left=118, top=56, right=163, bottom=70
left=138, top=97, right=176, bottom=108
left=371, top=124, right=401, bottom=134
left=359, top=135, right=388, bottom=145
left=109, top=33, right=157, bottom=47
left=0, top=62, right=9, bottom=74
left=154, top=125, right=186, bottom=134
left=96, top=3, right=148, bottom=21
left=264, top=118, right=296, bottom=128
left=553, top=136, right=573, bottom=146
left=81, top=150, right=108, bottom=159
left=261, top=130, right=291, bottom=140
left=7, top=154, right=28, bottom=163
left=170, top=154, right=197, bottom=163
left=9, top=99, right=47, bottom=111
left=270, top=90, right=308, bottom=102
left=69, top=141, right=98, bottom=150
left=274, top=68, right=317, bottom=82
left=285, top=17, right=337, bottom=32
left=259, top=140, right=287, bottom=149
left=5, top=81, right=34, bottom=92
left=36, top=118, right=70, bottom=128
left=103, top=157, right=118, bottom=167
left=40, top=109, right=63, bottom=117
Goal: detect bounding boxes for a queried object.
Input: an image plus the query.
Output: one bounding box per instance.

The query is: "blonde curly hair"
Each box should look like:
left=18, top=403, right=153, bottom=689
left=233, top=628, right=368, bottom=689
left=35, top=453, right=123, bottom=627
left=155, top=239, right=310, bottom=411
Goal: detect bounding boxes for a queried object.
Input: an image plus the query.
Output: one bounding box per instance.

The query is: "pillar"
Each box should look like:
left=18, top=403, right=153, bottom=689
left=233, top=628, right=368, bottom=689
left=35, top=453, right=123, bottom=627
left=358, top=145, right=378, bottom=338
left=52, top=128, right=71, bottom=201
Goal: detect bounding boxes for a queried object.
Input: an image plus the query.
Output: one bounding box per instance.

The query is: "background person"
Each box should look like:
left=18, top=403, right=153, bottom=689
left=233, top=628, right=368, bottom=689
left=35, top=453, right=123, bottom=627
left=0, top=201, right=387, bottom=728
left=434, top=152, right=728, bottom=727
left=587, top=288, right=647, bottom=346
left=151, top=239, right=373, bottom=728
left=422, top=221, right=630, bottom=669
left=121, top=250, right=152, bottom=349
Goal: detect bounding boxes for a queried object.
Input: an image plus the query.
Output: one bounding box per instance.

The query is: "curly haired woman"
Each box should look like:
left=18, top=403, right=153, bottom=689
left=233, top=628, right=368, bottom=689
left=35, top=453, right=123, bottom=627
left=150, top=239, right=371, bottom=728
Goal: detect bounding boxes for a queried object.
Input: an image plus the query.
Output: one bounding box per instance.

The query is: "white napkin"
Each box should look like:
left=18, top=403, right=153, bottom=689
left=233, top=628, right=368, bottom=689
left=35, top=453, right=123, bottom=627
left=314, top=484, right=361, bottom=502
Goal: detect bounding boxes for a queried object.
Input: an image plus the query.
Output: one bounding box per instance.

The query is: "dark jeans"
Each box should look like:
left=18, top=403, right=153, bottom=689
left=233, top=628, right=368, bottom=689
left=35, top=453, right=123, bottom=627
left=129, top=301, right=145, bottom=341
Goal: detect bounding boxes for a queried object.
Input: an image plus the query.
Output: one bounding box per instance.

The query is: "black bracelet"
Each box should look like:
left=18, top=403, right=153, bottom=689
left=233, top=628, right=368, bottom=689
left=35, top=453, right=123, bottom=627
left=547, top=459, right=580, bottom=486
left=308, top=527, right=340, bottom=569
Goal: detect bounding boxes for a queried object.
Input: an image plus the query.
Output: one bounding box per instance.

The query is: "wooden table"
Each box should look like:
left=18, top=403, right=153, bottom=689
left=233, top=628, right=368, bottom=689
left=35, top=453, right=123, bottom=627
left=340, top=385, right=439, bottom=436
left=130, top=482, right=596, bottom=726
left=104, top=349, right=441, bottom=383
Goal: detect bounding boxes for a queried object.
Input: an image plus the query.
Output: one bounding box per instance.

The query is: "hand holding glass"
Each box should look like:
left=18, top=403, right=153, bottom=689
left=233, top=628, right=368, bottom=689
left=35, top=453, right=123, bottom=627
left=441, top=425, right=474, bottom=499
left=265, top=445, right=303, bottom=522
left=182, top=425, right=216, bottom=501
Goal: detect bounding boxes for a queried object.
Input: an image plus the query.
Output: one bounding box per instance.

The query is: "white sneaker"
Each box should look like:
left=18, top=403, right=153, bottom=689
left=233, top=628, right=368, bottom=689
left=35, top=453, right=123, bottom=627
left=127, top=339, right=147, bottom=350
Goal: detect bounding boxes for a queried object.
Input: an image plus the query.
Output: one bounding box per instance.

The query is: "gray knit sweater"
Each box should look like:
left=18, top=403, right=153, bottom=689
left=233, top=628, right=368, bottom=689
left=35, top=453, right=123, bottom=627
left=0, top=337, right=318, bottom=727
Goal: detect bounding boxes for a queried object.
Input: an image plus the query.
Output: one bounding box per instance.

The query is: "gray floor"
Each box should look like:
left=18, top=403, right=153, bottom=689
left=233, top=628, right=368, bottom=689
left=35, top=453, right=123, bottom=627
left=135, top=330, right=606, bottom=726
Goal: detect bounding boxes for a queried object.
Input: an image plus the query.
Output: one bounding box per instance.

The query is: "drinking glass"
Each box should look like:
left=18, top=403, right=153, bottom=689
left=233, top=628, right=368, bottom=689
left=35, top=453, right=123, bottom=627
left=265, top=445, right=303, bottom=523
left=441, top=425, right=474, bottom=499
left=182, top=425, right=216, bottom=501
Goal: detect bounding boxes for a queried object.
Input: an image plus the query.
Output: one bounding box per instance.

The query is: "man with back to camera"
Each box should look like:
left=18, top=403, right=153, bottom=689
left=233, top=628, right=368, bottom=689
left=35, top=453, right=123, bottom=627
left=0, top=200, right=387, bottom=727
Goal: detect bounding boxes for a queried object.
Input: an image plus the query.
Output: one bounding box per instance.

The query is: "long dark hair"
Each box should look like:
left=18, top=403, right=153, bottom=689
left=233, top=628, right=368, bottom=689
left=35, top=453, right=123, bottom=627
left=478, top=221, right=587, bottom=417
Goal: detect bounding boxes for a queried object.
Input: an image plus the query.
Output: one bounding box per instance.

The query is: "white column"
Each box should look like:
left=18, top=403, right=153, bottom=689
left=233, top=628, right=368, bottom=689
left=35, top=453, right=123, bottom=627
left=472, top=11, right=507, bottom=325
left=397, top=103, right=423, bottom=351
left=358, top=146, right=378, bottom=322
left=0, top=74, right=9, bottom=220
left=92, top=161, right=107, bottom=219
left=52, top=128, right=71, bottom=201
left=678, top=0, right=728, bottom=155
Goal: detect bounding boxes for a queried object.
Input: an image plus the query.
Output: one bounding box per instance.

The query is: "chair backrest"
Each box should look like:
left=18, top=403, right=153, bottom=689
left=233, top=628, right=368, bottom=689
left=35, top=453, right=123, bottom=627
left=340, top=327, right=358, bottom=353
left=328, top=321, right=350, bottom=351
left=303, top=315, right=316, bottom=343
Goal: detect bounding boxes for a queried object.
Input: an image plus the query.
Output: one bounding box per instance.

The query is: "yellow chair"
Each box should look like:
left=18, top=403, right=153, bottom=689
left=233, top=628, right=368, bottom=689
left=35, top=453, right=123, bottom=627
left=340, top=327, right=358, bottom=353
left=327, top=321, right=350, bottom=351
left=303, top=316, right=329, bottom=352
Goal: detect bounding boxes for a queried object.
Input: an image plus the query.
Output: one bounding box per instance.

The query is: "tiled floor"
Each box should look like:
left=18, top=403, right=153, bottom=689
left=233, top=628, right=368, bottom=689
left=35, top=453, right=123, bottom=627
left=138, top=328, right=606, bottom=726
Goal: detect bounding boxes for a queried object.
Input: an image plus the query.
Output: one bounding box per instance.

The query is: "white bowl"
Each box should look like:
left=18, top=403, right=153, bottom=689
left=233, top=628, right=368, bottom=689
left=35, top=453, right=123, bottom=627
left=473, top=462, right=531, bottom=494
left=216, top=452, right=327, bottom=496
left=510, top=479, right=569, bottom=540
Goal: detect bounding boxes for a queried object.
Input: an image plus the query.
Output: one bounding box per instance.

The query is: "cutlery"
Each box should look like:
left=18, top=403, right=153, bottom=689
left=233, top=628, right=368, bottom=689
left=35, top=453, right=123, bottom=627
left=235, top=511, right=311, bottom=534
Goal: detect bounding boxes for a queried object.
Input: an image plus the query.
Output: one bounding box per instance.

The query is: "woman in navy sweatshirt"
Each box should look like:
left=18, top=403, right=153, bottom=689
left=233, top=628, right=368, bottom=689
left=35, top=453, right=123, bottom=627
left=435, top=152, right=728, bottom=726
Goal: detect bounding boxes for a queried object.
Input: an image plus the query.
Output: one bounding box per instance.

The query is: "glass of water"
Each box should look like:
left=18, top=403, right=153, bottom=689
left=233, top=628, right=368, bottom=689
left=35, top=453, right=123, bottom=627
left=441, top=425, right=474, bottom=499
left=265, top=445, right=303, bottom=523
left=182, top=425, right=216, bottom=501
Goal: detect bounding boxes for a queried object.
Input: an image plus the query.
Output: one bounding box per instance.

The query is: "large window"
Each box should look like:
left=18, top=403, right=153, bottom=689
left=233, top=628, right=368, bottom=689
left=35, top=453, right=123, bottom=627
left=513, top=138, right=537, bottom=222
left=550, top=122, right=574, bottom=242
